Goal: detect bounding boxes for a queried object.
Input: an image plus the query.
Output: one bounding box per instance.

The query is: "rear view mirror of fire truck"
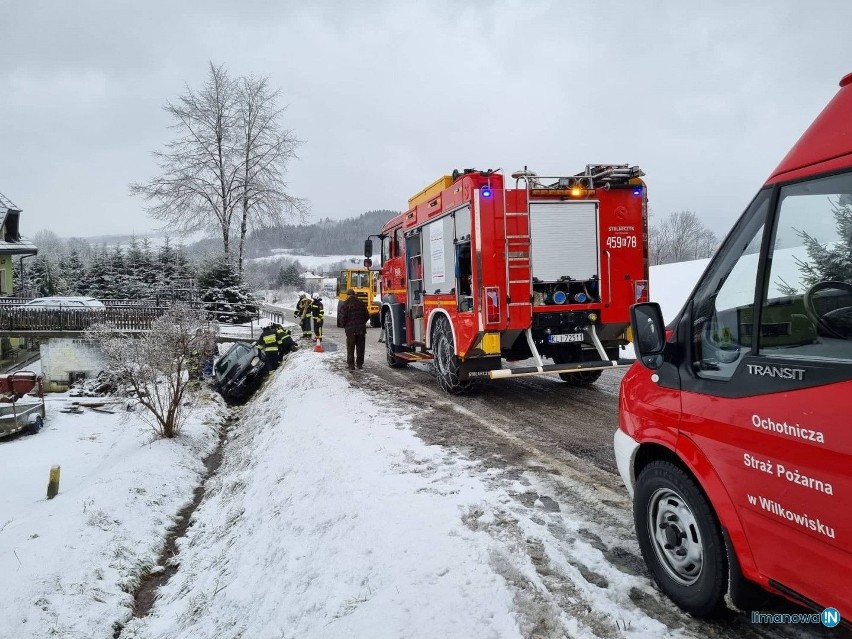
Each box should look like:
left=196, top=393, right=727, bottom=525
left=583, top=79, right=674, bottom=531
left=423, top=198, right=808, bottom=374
left=364, top=238, right=373, bottom=258
left=630, top=302, right=665, bottom=369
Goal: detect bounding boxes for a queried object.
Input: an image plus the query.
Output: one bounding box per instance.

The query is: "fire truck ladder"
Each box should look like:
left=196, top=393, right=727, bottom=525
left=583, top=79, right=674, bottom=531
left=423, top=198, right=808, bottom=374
left=502, top=183, right=532, bottom=313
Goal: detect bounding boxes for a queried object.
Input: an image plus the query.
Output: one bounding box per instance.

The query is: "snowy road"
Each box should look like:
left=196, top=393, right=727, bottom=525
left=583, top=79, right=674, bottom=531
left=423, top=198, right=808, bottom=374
left=325, top=323, right=839, bottom=639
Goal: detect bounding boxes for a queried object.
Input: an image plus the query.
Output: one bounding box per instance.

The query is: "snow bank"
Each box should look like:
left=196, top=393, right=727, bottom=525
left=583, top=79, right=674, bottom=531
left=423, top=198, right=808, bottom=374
left=0, top=391, right=227, bottom=638
left=126, top=355, right=523, bottom=638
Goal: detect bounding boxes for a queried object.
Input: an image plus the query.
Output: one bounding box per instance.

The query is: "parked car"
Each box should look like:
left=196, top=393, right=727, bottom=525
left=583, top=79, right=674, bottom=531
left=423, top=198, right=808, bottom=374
left=214, top=341, right=268, bottom=403
left=22, top=296, right=105, bottom=310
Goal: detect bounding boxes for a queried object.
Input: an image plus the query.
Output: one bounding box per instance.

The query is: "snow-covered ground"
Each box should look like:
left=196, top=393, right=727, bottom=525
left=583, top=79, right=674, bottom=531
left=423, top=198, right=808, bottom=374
left=0, top=259, right=710, bottom=639
left=250, top=251, right=368, bottom=273
left=0, top=390, right=227, bottom=637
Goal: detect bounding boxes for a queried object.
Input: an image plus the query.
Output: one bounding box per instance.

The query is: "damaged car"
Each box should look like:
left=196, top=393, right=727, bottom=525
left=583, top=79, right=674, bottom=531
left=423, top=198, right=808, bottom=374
left=214, top=341, right=268, bottom=403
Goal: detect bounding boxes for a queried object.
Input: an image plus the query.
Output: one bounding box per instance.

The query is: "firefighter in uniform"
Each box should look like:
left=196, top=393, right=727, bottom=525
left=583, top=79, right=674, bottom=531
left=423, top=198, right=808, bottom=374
left=294, top=292, right=312, bottom=338
left=273, top=322, right=298, bottom=362
left=310, top=293, right=324, bottom=341
left=256, top=318, right=280, bottom=370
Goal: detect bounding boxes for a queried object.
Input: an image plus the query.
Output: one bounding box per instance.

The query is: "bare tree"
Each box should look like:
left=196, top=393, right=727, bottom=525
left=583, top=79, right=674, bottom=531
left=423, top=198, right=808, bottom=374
left=131, top=63, right=241, bottom=259
left=236, top=75, right=308, bottom=274
left=87, top=305, right=217, bottom=439
left=131, top=63, right=307, bottom=269
left=650, top=210, right=719, bottom=265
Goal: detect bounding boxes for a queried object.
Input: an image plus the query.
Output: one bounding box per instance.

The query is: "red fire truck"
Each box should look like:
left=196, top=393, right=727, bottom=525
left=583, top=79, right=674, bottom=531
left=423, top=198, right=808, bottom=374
left=365, top=164, right=649, bottom=393
left=618, top=72, right=852, bottom=626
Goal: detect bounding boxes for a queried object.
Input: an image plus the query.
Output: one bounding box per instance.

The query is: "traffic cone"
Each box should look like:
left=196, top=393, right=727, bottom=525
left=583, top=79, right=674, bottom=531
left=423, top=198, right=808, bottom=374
left=314, top=337, right=324, bottom=353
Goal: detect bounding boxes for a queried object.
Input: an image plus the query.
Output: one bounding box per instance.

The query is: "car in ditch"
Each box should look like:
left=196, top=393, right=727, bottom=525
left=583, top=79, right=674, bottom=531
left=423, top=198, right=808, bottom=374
left=213, top=341, right=268, bottom=403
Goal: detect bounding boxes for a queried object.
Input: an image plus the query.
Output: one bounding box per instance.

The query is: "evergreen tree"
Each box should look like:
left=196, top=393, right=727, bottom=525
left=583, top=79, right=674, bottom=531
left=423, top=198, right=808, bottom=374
left=27, top=256, right=57, bottom=296
left=157, top=236, right=178, bottom=288
left=62, top=250, right=87, bottom=295
left=85, top=246, right=113, bottom=298
left=174, top=244, right=195, bottom=280
left=277, top=262, right=304, bottom=288
left=198, top=255, right=259, bottom=323
left=139, top=238, right=158, bottom=286
left=107, top=246, right=130, bottom=298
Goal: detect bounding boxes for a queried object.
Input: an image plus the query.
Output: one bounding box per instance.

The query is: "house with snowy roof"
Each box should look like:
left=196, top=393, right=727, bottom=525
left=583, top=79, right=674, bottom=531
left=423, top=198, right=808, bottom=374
left=301, top=271, right=324, bottom=293
left=0, top=191, right=38, bottom=295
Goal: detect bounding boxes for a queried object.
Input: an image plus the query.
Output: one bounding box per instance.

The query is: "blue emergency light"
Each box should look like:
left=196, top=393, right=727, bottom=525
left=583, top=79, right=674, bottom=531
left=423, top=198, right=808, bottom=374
left=481, top=187, right=492, bottom=198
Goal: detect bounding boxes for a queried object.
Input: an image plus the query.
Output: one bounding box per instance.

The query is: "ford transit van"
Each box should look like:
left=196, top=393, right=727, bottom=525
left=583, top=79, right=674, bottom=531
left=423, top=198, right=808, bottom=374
left=616, top=73, right=852, bottom=625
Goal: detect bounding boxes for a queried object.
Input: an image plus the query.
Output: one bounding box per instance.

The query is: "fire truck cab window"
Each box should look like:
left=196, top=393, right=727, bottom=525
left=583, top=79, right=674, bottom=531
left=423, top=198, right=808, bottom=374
left=760, top=172, right=852, bottom=362
left=381, top=236, right=391, bottom=263
left=394, top=228, right=404, bottom=258
left=691, top=190, right=770, bottom=380
left=456, top=242, right=473, bottom=310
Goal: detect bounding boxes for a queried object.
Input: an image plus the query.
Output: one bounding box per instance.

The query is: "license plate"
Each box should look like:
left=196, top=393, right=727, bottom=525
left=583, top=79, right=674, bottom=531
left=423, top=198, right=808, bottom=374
left=548, top=333, right=584, bottom=344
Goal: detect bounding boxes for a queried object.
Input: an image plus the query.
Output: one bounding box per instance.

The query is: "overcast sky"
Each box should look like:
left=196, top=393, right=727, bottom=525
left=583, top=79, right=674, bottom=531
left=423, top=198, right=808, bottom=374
left=2, top=0, right=851, bottom=240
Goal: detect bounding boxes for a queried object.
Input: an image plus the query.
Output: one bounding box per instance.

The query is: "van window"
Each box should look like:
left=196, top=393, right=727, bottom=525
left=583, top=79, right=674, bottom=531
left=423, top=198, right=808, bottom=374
left=760, top=171, right=852, bottom=361
left=691, top=190, right=770, bottom=380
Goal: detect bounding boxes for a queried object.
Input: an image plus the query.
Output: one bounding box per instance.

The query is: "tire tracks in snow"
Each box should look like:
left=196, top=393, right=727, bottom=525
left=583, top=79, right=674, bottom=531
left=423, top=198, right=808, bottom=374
left=346, top=344, right=834, bottom=639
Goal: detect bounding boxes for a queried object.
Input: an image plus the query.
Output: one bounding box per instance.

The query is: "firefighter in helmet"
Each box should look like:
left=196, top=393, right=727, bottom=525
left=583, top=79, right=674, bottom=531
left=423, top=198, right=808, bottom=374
left=294, top=292, right=312, bottom=338
left=310, top=293, right=324, bottom=341
left=274, top=321, right=298, bottom=362
left=256, top=318, right=280, bottom=370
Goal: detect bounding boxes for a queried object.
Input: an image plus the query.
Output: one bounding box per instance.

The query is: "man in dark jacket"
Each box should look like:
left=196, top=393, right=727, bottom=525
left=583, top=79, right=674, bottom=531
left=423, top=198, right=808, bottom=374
left=337, top=288, right=370, bottom=371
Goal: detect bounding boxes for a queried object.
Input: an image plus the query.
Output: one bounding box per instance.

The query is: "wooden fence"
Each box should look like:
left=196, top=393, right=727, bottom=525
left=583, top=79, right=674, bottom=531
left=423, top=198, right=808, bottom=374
left=0, top=307, right=170, bottom=332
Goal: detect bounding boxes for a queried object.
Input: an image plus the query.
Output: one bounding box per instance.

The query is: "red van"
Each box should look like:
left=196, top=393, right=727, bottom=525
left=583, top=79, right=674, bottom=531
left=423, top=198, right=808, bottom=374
left=616, top=72, right=852, bottom=624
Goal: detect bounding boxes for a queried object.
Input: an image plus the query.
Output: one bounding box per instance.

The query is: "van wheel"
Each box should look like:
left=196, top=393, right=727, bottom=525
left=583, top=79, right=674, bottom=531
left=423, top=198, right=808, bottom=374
left=558, top=370, right=602, bottom=385
left=432, top=317, right=472, bottom=394
left=29, top=415, right=44, bottom=435
left=634, top=461, right=727, bottom=617
left=384, top=315, right=407, bottom=368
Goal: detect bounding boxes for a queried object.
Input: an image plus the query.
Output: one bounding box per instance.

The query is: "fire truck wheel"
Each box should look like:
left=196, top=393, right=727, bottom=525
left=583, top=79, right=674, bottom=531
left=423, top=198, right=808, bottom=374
left=384, top=315, right=408, bottom=368
left=634, top=461, right=727, bottom=617
left=432, top=317, right=472, bottom=395
left=558, top=370, right=603, bottom=386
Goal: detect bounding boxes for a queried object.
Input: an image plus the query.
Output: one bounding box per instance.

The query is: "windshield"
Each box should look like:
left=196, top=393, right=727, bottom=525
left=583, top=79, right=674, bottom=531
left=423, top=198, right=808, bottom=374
left=215, top=343, right=250, bottom=375
left=760, top=170, right=852, bottom=359
left=350, top=271, right=369, bottom=288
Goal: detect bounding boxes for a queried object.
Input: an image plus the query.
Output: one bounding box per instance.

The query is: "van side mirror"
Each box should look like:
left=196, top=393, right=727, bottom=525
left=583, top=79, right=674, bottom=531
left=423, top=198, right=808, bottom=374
left=364, top=239, right=373, bottom=258
left=630, top=302, right=666, bottom=370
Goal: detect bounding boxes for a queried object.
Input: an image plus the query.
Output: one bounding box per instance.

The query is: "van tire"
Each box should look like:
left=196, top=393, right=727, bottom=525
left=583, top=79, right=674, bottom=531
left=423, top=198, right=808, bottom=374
left=432, top=316, right=472, bottom=395
left=634, top=461, right=727, bottom=617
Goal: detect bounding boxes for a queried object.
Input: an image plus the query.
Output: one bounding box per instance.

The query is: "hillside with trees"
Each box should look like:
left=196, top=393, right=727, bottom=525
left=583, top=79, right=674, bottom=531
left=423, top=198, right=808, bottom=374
left=183, top=209, right=396, bottom=259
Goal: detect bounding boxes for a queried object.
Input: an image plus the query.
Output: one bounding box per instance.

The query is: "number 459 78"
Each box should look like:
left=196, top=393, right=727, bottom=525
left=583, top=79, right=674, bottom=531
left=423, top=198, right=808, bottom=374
left=606, top=236, right=637, bottom=249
